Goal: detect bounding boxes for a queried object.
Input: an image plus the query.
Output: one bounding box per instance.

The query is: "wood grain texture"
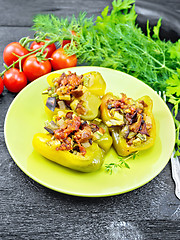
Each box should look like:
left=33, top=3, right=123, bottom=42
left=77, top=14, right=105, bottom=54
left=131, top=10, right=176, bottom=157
left=0, top=0, right=180, bottom=239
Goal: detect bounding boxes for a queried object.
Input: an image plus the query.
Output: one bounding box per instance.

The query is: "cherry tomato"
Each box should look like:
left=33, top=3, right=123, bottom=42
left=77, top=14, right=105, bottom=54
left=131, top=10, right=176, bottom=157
left=61, top=39, right=72, bottom=48
left=23, top=54, right=52, bottom=82
left=3, top=68, right=27, bottom=93
left=3, top=42, right=29, bottom=68
left=51, top=48, right=77, bottom=70
left=0, top=77, right=4, bottom=94
left=62, top=30, right=76, bottom=48
left=30, top=39, right=56, bottom=58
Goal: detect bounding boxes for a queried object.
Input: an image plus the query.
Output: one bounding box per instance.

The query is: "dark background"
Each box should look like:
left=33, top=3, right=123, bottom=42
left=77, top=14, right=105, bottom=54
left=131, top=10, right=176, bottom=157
left=0, top=0, right=180, bottom=239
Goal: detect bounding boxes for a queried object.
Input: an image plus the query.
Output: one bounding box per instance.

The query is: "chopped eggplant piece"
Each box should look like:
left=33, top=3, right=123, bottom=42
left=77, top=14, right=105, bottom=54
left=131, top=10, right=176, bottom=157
left=49, top=121, right=59, bottom=129
left=46, top=97, right=56, bottom=112
left=44, top=127, right=54, bottom=134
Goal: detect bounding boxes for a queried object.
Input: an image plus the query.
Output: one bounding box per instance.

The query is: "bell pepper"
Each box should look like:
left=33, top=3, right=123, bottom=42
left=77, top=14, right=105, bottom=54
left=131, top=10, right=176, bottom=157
left=82, top=71, right=106, bottom=97
left=46, top=71, right=106, bottom=96
left=43, top=89, right=101, bottom=120
left=32, top=110, right=112, bottom=172
left=33, top=134, right=105, bottom=172
left=43, top=71, right=106, bottom=120
left=100, top=92, right=156, bottom=156
left=69, top=89, right=101, bottom=120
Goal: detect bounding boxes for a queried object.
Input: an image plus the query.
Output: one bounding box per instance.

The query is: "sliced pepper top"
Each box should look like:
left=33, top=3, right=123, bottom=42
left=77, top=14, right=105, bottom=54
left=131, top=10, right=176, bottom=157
left=44, top=110, right=106, bottom=156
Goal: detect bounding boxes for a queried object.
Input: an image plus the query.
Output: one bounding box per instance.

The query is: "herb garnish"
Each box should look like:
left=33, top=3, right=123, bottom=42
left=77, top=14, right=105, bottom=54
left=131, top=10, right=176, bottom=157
left=105, top=152, right=138, bottom=174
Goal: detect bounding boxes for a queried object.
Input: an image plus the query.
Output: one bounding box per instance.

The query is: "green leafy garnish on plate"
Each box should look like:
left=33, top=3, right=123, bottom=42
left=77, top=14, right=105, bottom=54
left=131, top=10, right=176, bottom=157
left=105, top=152, right=138, bottom=174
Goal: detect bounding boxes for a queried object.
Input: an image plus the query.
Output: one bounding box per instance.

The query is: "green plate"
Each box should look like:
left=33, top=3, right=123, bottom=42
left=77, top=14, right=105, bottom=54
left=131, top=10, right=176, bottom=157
left=4, top=66, right=175, bottom=197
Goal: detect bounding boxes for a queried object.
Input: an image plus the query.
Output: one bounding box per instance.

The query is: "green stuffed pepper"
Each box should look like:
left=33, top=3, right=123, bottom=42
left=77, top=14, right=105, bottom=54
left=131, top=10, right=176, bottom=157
left=100, top=92, right=156, bottom=156
left=43, top=71, right=106, bottom=120
left=33, top=110, right=112, bottom=172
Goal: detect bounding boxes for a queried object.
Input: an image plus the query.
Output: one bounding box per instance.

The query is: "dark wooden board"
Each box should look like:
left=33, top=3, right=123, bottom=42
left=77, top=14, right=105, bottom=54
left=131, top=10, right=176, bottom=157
left=0, top=0, right=180, bottom=239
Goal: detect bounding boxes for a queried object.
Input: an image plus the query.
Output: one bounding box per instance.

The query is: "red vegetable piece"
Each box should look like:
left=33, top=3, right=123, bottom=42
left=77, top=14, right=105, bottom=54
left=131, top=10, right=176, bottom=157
left=23, top=54, right=52, bottom=82
left=3, top=42, right=29, bottom=68
left=3, top=68, right=27, bottom=93
left=0, top=77, right=4, bottom=94
left=30, top=39, right=56, bottom=58
left=62, top=30, right=76, bottom=48
left=51, top=48, right=77, bottom=70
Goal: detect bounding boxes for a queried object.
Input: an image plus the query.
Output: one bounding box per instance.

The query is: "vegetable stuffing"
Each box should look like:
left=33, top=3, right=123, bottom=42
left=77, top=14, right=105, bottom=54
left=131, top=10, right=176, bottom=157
left=33, top=110, right=112, bottom=172
left=100, top=92, right=156, bottom=156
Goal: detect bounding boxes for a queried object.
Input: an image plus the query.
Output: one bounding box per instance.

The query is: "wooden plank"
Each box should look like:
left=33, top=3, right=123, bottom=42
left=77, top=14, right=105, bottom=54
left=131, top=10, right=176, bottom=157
left=0, top=0, right=112, bottom=26
left=0, top=0, right=180, bottom=239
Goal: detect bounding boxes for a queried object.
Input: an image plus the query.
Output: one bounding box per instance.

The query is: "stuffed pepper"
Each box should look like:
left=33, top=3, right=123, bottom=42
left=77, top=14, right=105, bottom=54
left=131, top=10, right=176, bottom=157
left=43, top=71, right=106, bottom=120
left=33, top=110, right=112, bottom=172
left=100, top=92, right=156, bottom=156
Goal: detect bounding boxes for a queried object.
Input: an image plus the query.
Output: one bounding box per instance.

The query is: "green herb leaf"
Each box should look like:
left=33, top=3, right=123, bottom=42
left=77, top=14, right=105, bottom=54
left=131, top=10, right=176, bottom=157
left=153, top=19, right=162, bottom=39
left=105, top=152, right=138, bottom=174
left=146, top=20, right=151, bottom=38
left=168, top=39, right=180, bottom=59
left=166, top=73, right=180, bottom=97
left=112, top=0, right=135, bottom=12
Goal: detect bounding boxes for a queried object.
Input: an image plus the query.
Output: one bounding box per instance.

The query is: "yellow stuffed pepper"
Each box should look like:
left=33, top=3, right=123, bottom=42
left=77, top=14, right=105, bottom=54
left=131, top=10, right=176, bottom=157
left=43, top=71, right=106, bottom=120
left=33, top=110, right=112, bottom=172
left=100, top=92, right=156, bottom=156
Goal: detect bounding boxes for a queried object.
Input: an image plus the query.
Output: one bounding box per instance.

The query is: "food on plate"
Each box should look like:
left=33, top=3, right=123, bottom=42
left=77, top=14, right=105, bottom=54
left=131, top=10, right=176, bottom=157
left=34, top=68, right=156, bottom=172
left=82, top=71, right=106, bottom=98
left=44, top=71, right=106, bottom=120
left=32, top=110, right=112, bottom=172
left=100, top=92, right=156, bottom=156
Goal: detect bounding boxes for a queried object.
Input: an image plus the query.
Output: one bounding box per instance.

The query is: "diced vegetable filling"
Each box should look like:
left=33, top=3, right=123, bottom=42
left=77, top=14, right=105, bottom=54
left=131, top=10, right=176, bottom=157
left=106, top=94, right=152, bottom=146
left=48, top=71, right=83, bottom=98
left=45, top=72, right=94, bottom=116
left=45, top=111, right=105, bottom=156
